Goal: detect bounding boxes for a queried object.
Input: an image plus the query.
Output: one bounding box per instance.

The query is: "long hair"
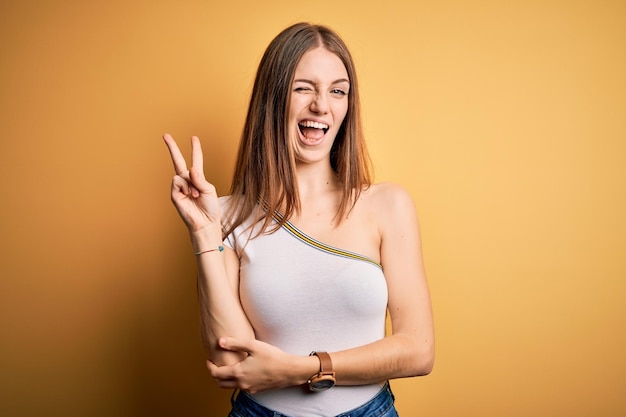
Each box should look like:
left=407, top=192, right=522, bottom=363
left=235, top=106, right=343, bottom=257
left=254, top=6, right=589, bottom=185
left=224, top=22, right=372, bottom=238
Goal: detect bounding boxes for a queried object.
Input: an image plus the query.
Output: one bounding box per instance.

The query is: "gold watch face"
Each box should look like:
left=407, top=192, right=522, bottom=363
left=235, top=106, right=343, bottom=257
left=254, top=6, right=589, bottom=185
left=310, top=375, right=335, bottom=392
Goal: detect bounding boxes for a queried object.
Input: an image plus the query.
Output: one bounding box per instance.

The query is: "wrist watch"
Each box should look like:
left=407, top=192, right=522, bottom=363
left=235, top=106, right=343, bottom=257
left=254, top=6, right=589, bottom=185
left=308, top=351, right=336, bottom=392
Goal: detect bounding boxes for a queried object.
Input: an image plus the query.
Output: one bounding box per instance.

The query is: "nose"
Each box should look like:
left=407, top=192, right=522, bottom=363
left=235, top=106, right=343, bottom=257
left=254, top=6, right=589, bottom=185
left=309, top=92, right=329, bottom=114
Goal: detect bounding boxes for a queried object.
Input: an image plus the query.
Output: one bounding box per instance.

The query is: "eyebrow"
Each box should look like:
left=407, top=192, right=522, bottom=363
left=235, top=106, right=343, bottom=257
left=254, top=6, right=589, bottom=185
left=293, top=78, right=350, bottom=85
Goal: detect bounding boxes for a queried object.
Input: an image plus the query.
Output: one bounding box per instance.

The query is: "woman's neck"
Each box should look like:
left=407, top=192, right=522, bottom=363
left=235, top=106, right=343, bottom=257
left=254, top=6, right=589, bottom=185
left=295, top=160, right=340, bottom=198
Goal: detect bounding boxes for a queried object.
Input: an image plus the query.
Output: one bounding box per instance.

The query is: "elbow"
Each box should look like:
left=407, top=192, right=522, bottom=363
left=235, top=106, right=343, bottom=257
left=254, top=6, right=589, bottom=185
left=406, top=339, right=435, bottom=377
left=210, top=348, right=247, bottom=367
left=202, top=332, right=249, bottom=367
left=418, top=351, right=435, bottom=376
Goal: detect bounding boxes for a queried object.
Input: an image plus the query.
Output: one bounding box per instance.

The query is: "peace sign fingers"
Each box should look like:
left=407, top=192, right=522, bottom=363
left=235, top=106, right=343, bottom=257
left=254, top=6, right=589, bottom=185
left=191, top=135, right=204, bottom=176
left=163, top=133, right=188, bottom=175
left=162, top=133, right=221, bottom=232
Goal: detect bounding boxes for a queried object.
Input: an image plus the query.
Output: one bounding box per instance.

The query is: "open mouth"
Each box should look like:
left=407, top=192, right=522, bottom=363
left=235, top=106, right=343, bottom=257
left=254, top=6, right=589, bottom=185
left=298, top=120, right=329, bottom=141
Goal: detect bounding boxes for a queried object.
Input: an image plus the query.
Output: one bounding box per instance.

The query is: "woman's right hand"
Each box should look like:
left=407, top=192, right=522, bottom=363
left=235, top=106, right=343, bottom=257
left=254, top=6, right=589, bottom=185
left=163, top=134, right=221, bottom=234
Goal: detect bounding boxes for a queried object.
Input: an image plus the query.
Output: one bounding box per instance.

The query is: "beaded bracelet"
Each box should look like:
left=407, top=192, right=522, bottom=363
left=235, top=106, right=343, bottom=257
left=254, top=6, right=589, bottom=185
left=194, top=246, right=224, bottom=256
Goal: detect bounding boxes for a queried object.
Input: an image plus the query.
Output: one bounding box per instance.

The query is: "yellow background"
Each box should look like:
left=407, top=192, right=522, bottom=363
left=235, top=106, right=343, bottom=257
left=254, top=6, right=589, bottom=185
left=1, top=0, right=624, bottom=416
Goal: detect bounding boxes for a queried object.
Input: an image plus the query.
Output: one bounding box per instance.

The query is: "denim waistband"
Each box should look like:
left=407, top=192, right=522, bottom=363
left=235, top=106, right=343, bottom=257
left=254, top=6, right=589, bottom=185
left=229, top=382, right=397, bottom=417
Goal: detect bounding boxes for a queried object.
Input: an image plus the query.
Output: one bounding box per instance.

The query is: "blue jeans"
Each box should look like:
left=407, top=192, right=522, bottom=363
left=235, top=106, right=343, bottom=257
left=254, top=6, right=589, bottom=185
left=228, top=382, right=398, bottom=417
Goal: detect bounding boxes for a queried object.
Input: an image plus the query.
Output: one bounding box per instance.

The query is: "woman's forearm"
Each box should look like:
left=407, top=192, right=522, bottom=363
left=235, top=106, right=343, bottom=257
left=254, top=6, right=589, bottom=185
left=283, top=332, right=434, bottom=388
left=329, top=332, right=434, bottom=385
left=192, top=230, right=255, bottom=366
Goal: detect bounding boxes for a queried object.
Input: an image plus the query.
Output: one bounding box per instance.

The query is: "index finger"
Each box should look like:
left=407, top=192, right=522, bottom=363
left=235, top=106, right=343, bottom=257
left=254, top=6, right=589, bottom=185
left=163, top=133, right=188, bottom=174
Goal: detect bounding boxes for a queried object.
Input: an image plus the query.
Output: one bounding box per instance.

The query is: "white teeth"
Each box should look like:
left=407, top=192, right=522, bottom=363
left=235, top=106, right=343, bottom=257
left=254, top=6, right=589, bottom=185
left=299, top=120, right=329, bottom=130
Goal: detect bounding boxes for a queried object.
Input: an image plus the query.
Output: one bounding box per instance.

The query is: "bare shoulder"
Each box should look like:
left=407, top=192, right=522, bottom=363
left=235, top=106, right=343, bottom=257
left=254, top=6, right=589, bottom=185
left=366, top=182, right=412, bottom=199
left=364, top=182, right=417, bottom=217
left=360, top=182, right=419, bottom=239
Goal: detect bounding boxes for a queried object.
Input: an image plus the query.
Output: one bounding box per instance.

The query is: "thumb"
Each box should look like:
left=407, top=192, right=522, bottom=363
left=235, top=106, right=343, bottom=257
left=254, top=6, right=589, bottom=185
left=218, top=337, right=254, bottom=354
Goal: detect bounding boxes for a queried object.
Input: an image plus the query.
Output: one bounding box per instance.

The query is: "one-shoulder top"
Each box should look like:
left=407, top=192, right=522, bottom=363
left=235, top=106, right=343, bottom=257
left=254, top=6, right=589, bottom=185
left=223, top=199, right=388, bottom=416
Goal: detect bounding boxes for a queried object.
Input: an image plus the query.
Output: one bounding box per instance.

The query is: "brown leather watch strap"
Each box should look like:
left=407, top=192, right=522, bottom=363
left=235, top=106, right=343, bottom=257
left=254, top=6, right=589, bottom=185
left=308, top=352, right=336, bottom=392
left=312, top=351, right=333, bottom=374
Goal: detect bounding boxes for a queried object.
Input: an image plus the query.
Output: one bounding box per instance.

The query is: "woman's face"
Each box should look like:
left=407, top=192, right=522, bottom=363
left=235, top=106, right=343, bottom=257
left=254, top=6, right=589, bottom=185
left=288, top=46, right=349, bottom=167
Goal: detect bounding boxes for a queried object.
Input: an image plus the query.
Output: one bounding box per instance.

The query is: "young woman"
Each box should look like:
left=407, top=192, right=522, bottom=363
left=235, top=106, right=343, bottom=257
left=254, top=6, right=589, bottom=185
left=164, top=22, right=434, bottom=417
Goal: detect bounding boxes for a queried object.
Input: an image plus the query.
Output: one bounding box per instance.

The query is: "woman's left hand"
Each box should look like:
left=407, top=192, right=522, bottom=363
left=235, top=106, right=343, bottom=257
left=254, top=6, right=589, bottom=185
left=207, top=337, right=307, bottom=393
